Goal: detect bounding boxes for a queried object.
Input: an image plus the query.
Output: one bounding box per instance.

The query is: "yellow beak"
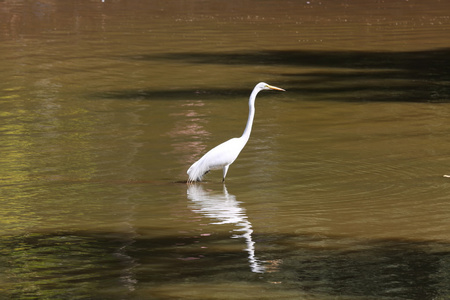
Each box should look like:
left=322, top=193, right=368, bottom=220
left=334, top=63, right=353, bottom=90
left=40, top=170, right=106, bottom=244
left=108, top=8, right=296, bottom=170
left=267, top=84, right=286, bottom=92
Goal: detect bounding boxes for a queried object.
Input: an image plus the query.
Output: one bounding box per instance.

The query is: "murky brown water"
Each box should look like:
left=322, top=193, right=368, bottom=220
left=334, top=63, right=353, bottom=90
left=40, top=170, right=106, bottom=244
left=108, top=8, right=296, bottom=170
left=1, top=0, right=450, bottom=299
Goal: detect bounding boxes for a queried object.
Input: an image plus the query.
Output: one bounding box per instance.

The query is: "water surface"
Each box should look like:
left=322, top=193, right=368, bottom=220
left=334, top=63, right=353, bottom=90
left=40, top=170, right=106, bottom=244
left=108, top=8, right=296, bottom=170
left=1, top=0, right=450, bottom=299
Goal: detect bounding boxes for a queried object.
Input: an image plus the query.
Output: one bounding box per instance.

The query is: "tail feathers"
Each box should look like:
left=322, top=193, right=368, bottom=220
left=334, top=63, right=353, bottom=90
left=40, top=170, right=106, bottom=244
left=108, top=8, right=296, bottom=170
left=187, top=160, right=209, bottom=182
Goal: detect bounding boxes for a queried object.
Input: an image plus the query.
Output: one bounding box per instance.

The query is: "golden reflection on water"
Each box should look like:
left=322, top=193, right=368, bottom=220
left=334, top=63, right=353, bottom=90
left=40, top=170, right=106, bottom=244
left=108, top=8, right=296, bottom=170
left=166, top=100, right=211, bottom=171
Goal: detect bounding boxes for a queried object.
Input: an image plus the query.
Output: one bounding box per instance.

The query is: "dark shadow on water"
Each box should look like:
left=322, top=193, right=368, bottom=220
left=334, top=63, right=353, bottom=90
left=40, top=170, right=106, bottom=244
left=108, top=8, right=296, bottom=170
left=92, top=87, right=249, bottom=101
left=139, top=48, right=450, bottom=72
left=2, top=230, right=450, bottom=299
left=270, top=236, right=446, bottom=300
left=97, top=48, right=450, bottom=103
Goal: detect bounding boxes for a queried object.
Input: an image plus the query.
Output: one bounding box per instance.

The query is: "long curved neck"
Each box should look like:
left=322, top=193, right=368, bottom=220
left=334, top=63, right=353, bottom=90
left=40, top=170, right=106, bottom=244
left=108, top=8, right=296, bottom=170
left=240, top=88, right=259, bottom=142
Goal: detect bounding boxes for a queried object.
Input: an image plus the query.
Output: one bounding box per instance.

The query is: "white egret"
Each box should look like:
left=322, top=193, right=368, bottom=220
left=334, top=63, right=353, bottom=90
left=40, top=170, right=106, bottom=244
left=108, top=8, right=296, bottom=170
left=187, top=82, right=285, bottom=183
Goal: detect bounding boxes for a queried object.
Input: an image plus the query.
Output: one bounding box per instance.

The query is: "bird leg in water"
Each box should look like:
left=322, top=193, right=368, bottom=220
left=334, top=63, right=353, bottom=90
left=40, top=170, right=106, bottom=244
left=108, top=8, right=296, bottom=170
left=222, top=165, right=229, bottom=183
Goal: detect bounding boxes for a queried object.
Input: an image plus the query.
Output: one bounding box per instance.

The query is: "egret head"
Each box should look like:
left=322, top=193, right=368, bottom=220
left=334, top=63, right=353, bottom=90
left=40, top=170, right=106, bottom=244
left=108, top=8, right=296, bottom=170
left=258, top=82, right=286, bottom=92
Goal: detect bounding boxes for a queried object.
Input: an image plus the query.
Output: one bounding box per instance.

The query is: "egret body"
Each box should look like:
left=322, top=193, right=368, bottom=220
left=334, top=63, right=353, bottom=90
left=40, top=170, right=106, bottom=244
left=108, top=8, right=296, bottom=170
left=187, top=82, right=285, bottom=182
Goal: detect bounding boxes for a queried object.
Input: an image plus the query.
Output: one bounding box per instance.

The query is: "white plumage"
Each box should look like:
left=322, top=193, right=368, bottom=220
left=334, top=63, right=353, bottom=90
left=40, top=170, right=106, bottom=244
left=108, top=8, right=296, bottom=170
left=187, top=82, right=285, bottom=183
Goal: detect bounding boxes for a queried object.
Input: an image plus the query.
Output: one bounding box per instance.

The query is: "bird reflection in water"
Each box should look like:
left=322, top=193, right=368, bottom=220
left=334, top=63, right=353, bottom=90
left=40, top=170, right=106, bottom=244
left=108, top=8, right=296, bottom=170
left=187, top=184, right=265, bottom=273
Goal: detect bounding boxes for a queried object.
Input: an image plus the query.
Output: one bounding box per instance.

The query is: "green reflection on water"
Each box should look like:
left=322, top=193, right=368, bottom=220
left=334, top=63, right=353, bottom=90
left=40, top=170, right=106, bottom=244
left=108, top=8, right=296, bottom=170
left=2, top=229, right=450, bottom=299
